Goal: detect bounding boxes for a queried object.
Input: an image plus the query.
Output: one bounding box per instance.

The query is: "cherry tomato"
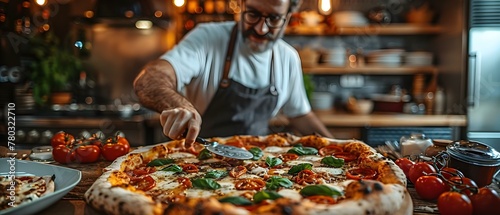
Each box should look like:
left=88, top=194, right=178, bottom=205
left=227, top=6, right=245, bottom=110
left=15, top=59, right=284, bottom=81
left=50, top=131, right=75, bottom=148
left=332, top=152, right=357, bottom=162
left=415, top=175, right=447, bottom=200
left=408, top=162, right=436, bottom=184
left=177, top=177, right=192, bottom=188
left=101, top=136, right=131, bottom=161
left=447, top=176, right=478, bottom=196
left=318, top=145, right=343, bottom=156
left=346, top=167, right=377, bottom=180
left=437, top=191, right=473, bottom=215
left=52, top=144, right=75, bottom=164
left=469, top=187, right=500, bottom=215
left=395, top=158, right=414, bottom=178
left=293, top=169, right=318, bottom=185
left=235, top=179, right=266, bottom=191
left=74, top=144, right=101, bottom=163
left=440, top=167, right=464, bottom=180
left=181, top=164, right=200, bottom=173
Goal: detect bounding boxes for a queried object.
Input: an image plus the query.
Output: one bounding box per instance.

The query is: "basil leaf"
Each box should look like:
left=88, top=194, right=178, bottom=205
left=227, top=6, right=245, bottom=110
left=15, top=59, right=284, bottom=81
left=205, top=170, right=228, bottom=179
left=198, top=149, right=213, bottom=160
left=218, top=196, right=253, bottom=206
left=287, top=145, right=318, bottom=156
left=147, top=158, right=175, bottom=166
left=191, top=178, right=221, bottom=190
left=287, top=163, right=313, bottom=175
left=321, top=156, right=344, bottom=168
left=266, top=176, right=293, bottom=190
left=253, top=190, right=283, bottom=203
left=160, top=164, right=182, bottom=172
left=249, top=147, right=263, bottom=160
left=300, top=185, right=343, bottom=197
left=265, top=156, right=283, bottom=167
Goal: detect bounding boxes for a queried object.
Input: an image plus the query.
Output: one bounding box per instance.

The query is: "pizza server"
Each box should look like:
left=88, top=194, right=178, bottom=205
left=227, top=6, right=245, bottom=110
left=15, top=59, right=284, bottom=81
left=194, top=136, right=254, bottom=160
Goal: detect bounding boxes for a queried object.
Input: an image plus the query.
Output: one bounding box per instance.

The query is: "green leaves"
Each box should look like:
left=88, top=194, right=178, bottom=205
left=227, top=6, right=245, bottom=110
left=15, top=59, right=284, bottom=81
left=191, top=178, right=221, bottom=190
left=218, top=196, right=253, bottom=206
left=204, top=170, right=228, bottom=179
left=198, top=149, right=213, bottom=160
left=147, top=158, right=175, bottom=167
left=287, top=145, right=318, bottom=156
left=249, top=147, right=263, bottom=160
left=253, top=190, right=283, bottom=203
left=321, top=156, right=344, bottom=168
left=299, top=185, right=343, bottom=197
left=160, top=164, right=182, bottom=173
left=288, top=163, right=313, bottom=175
left=266, top=176, right=293, bottom=190
left=265, top=156, right=283, bottom=167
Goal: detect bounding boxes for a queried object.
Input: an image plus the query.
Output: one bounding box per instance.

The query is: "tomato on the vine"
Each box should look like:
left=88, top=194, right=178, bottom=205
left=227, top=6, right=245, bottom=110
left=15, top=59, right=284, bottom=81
left=346, top=167, right=377, bottom=180
left=415, top=175, right=447, bottom=200
left=437, top=191, right=473, bottom=215
left=101, top=136, right=130, bottom=161
left=447, top=176, right=478, bottom=196
left=408, top=162, right=436, bottom=184
left=469, top=187, right=500, bottom=215
left=74, top=144, right=101, bottom=163
left=440, top=167, right=464, bottom=180
left=52, top=144, right=75, bottom=164
left=50, top=131, right=75, bottom=148
left=395, top=158, right=414, bottom=178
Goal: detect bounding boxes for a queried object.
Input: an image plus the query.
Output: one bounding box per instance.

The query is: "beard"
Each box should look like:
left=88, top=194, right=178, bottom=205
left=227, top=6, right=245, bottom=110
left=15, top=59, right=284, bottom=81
left=242, top=28, right=281, bottom=53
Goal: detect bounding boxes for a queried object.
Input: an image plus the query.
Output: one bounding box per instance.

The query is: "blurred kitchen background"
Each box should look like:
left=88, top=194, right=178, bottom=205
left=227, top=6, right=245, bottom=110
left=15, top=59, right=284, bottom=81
left=0, top=0, right=499, bottom=151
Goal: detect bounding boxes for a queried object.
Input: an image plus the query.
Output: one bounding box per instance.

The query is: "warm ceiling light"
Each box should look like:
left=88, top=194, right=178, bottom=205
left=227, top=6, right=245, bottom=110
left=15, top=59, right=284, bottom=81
left=36, top=0, right=46, bottom=6
left=318, top=0, right=332, bottom=15
left=174, top=0, right=185, bottom=7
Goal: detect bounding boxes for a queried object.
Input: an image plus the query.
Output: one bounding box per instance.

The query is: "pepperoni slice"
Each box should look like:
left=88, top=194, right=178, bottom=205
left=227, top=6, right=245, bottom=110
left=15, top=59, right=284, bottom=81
left=229, top=165, right=247, bottom=178
left=346, top=167, right=377, bottom=180
left=177, top=177, right=192, bottom=188
left=181, top=164, right=199, bottom=173
left=318, top=145, right=344, bottom=156
left=235, top=179, right=266, bottom=191
left=293, top=169, right=318, bottom=185
left=280, top=153, right=299, bottom=162
left=131, top=175, right=156, bottom=191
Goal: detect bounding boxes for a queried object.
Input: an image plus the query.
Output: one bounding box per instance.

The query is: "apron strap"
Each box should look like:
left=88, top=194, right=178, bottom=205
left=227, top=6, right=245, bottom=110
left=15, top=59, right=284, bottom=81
left=221, top=24, right=238, bottom=88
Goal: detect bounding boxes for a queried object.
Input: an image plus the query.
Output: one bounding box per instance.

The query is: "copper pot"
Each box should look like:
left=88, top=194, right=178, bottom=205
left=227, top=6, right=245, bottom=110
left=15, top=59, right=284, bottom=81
left=446, top=140, right=500, bottom=187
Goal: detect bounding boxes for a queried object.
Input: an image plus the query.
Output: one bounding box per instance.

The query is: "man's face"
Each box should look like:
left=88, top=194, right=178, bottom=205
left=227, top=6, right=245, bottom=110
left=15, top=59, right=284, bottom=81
left=240, top=0, right=291, bottom=52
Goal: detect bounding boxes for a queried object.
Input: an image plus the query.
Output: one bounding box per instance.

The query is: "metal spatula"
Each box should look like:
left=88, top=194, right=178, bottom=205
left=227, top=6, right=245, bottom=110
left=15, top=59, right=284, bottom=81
left=195, top=137, right=253, bottom=160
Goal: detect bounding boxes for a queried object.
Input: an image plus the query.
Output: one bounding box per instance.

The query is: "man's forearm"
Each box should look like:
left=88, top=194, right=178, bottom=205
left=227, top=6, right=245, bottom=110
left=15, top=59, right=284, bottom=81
left=133, top=59, right=195, bottom=113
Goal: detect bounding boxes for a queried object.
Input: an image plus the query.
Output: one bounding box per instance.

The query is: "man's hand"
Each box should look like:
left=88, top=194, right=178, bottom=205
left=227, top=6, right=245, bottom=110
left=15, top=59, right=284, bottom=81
left=159, top=107, right=202, bottom=148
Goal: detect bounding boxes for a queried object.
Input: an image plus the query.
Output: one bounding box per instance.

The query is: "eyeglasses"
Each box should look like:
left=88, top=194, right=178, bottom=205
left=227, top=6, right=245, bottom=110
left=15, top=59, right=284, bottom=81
left=242, top=11, right=287, bottom=28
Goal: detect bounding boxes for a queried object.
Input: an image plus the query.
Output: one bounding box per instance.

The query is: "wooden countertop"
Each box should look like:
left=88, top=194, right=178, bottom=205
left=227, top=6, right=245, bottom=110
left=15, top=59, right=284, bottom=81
left=26, top=160, right=482, bottom=215
left=270, top=112, right=467, bottom=127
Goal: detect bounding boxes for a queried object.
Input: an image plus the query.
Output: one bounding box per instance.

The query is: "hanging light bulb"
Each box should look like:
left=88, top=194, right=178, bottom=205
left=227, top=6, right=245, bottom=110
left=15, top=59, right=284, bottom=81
left=318, top=0, right=332, bottom=15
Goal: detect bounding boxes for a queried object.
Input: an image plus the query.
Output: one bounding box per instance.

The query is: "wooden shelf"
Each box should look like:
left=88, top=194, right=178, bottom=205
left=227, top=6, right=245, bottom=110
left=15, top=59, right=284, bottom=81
left=302, top=65, right=438, bottom=75
left=285, top=24, right=442, bottom=36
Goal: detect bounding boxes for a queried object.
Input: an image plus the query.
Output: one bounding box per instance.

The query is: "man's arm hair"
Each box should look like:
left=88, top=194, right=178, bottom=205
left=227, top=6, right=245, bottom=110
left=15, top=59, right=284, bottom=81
left=133, top=59, right=196, bottom=113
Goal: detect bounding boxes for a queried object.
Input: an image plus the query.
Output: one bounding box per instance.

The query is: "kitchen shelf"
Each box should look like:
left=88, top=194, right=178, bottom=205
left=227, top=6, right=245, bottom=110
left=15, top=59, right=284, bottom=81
left=302, top=65, right=438, bottom=75
left=285, top=24, right=442, bottom=36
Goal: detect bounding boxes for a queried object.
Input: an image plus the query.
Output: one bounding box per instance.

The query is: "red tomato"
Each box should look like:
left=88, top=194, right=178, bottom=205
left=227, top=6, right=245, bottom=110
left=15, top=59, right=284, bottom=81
left=332, top=152, right=357, bottom=162
left=437, top=191, right=473, bottom=215
left=415, top=175, right=447, bottom=200
left=74, top=145, right=101, bottom=163
left=408, top=162, right=436, bottom=184
left=346, top=167, right=377, bottom=180
left=52, top=145, right=75, bottom=164
left=318, top=145, right=343, bottom=156
left=469, top=187, right=500, bottom=215
left=101, top=136, right=131, bottom=161
left=440, top=167, right=464, bottom=180
left=395, top=158, right=414, bottom=178
left=50, top=131, right=75, bottom=148
left=446, top=176, right=478, bottom=196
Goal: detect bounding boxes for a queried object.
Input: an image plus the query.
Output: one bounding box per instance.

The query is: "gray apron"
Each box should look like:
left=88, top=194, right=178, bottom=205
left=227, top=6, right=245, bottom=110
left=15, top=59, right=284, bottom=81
left=199, top=25, right=278, bottom=137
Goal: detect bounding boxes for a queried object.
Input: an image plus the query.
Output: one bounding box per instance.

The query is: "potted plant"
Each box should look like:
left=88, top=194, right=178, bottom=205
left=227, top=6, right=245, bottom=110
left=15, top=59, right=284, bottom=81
left=29, top=30, right=82, bottom=106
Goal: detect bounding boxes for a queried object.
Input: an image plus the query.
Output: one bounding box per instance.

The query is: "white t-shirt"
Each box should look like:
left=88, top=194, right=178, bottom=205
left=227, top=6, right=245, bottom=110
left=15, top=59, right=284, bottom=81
left=160, top=21, right=311, bottom=118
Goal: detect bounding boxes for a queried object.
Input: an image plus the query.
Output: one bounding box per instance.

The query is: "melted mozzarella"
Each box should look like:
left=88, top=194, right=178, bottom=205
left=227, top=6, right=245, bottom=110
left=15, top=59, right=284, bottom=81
left=286, top=160, right=313, bottom=166
left=298, top=155, right=323, bottom=163
left=250, top=167, right=268, bottom=176
left=277, top=189, right=302, bottom=201
left=168, top=152, right=196, bottom=159
left=313, top=167, right=344, bottom=175
left=263, top=146, right=290, bottom=154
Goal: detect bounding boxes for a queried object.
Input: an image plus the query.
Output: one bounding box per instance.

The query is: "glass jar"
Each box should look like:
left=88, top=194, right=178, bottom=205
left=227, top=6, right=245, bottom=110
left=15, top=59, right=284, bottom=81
left=400, top=133, right=433, bottom=157
left=425, top=139, right=452, bottom=157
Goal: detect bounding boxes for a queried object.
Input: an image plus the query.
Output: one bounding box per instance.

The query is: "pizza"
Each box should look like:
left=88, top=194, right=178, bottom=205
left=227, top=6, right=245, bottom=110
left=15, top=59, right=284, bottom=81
left=84, top=133, right=412, bottom=215
left=0, top=175, right=55, bottom=210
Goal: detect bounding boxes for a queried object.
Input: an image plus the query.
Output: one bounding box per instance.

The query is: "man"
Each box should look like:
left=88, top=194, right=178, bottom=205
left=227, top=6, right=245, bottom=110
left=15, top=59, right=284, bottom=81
left=134, top=0, right=332, bottom=148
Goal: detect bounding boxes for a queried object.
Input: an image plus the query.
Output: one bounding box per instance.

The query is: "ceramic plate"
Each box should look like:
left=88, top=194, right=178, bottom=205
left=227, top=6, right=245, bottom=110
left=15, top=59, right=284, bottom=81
left=0, top=158, right=81, bottom=215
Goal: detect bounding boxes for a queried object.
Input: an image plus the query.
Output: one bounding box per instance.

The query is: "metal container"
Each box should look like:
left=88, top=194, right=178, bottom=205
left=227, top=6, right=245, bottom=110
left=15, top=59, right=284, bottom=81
left=446, top=140, right=500, bottom=187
